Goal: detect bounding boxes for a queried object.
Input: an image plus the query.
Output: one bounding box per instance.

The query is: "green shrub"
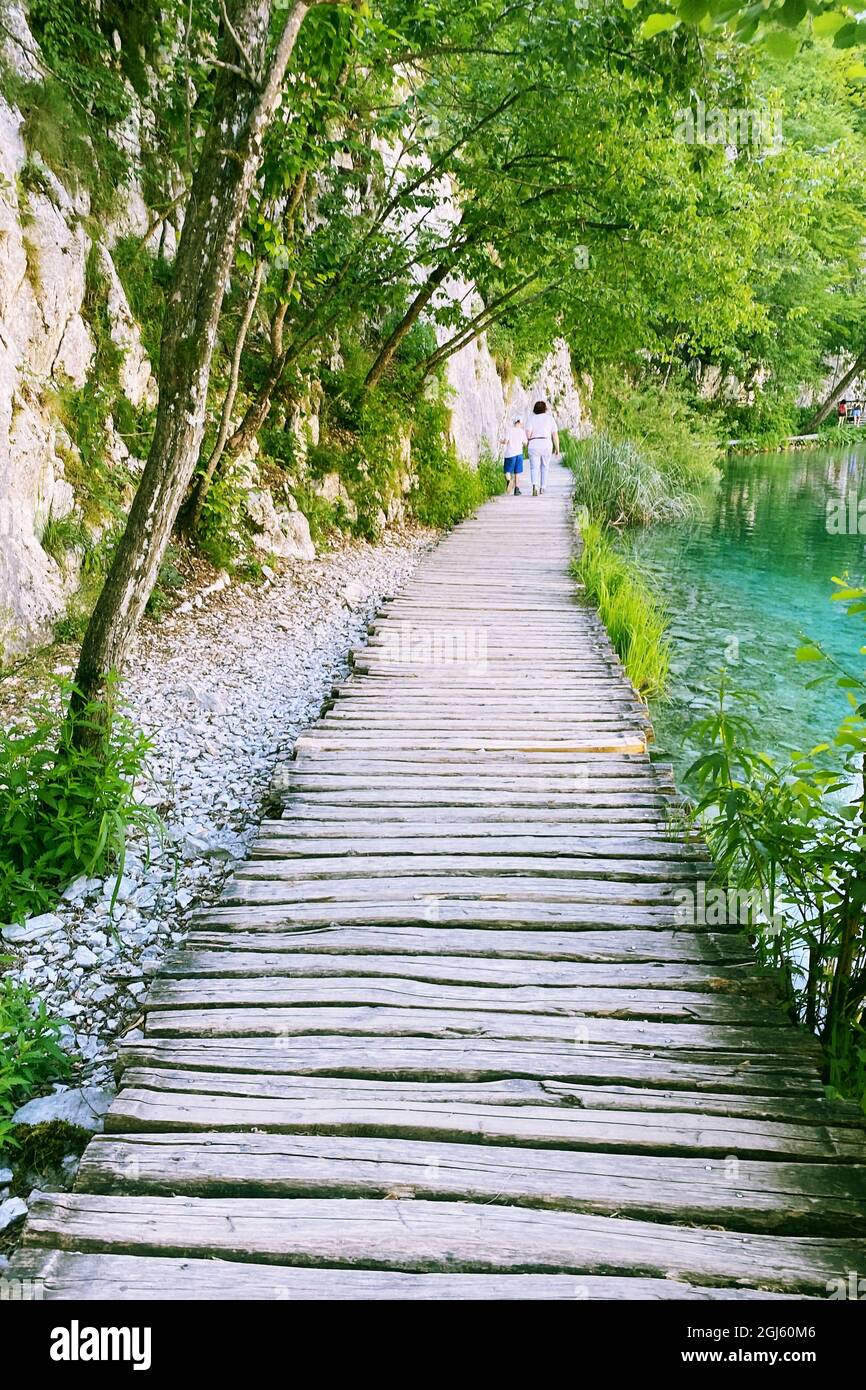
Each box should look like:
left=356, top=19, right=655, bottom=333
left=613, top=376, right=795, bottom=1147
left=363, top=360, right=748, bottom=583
left=725, top=392, right=799, bottom=447
left=0, top=680, right=159, bottom=924
left=575, top=513, right=670, bottom=698
left=0, top=979, right=72, bottom=1151
left=589, top=366, right=721, bottom=492
left=564, top=432, right=695, bottom=527
left=196, top=468, right=251, bottom=570
left=410, top=449, right=503, bottom=528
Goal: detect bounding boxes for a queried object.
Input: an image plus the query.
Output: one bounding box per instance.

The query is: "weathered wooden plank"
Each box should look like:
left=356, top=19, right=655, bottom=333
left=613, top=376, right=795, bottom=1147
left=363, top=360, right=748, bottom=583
left=115, top=1066, right=866, bottom=1127
left=295, top=734, right=648, bottom=755
left=75, top=1133, right=866, bottom=1235
left=220, top=878, right=695, bottom=908
left=189, top=901, right=705, bottom=929
left=260, top=820, right=681, bottom=840
left=182, top=925, right=753, bottom=965
left=141, top=1002, right=819, bottom=1056
left=164, top=947, right=762, bottom=991
left=120, top=1035, right=823, bottom=1092
left=145, top=973, right=780, bottom=1024
left=103, top=1086, right=865, bottom=1162
left=9, top=1250, right=804, bottom=1300
left=20, top=1193, right=865, bottom=1292
left=237, top=856, right=712, bottom=883
left=248, top=841, right=708, bottom=869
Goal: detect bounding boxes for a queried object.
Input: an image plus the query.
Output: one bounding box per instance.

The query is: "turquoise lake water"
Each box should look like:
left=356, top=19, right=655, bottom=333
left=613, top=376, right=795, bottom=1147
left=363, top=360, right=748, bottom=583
left=626, top=443, right=866, bottom=784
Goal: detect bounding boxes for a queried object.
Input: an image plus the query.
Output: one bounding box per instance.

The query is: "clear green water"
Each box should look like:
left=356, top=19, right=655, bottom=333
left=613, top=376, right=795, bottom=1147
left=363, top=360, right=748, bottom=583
left=627, top=444, right=866, bottom=784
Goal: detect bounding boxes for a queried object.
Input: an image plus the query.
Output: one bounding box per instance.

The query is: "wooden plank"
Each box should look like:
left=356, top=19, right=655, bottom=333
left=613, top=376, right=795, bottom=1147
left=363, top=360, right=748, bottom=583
left=145, top=973, right=780, bottom=1024
left=248, top=839, right=707, bottom=866
left=189, top=901, right=704, bottom=929
left=143, top=973, right=778, bottom=1028
left=8, top=1250, right=805, bottom=1301
left=75, top=1133, right=866, bottom=1235
left=20, top=1193, right=866, bottom=1292
left=219, top=877, right=696, bottom=907
left=141, top=1002, right=819, bottom=1055
left=120, top=1035, right=824, bottom=1092
left=260, top=819, right=680, bottom=839
left=237, top=856, right=712, bottom=882
left=115, top=1066, right=866, bottom=1127
left=102, top=1087, right=866, bottom=1162
left=164, top=948, right=763, bottom=991
left=182, top=925, right=754, bottom=965
left=295, top=735, right=648, bottom=755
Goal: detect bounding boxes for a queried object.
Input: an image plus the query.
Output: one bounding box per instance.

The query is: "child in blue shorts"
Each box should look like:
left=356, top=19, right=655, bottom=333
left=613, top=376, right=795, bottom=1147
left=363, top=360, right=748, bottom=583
left=502, top=417, right=527, bottom=495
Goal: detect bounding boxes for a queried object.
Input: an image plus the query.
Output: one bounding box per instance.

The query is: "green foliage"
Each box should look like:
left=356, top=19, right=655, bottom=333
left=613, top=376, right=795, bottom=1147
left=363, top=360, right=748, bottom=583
left=685, top=581, right=866, bottom=1107
left=564, top=433, right=696, bottom=528
left=1, top=0, right=135, bottom=217
left=409, top=404, right=504, bottom=529
left=196, top=467, right=251, bottom=571
left=53, top=247, right=153, bottom=533
left=588, top=368, right=721, bottom=492
left=725, top=393, right=800, bottom=446
left=112, top=237, right=170, bottom=366
left=0, top=680, right=159, bottom=925
left=145, top=547, right=185, bottom=620
left=0, top=979, right=72, bottom=1151
left=39, top=515, right=90, bottom=566
left=575, top=514, right=670, bottom=698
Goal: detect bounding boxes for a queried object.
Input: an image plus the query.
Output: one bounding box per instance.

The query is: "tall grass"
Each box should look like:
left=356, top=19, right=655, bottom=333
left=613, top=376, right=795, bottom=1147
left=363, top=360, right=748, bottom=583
left=564, top=433, right=695, bottom=527
left=587, top=366, right=721, bottom=493
left=575, top=513, right=670, bottom=698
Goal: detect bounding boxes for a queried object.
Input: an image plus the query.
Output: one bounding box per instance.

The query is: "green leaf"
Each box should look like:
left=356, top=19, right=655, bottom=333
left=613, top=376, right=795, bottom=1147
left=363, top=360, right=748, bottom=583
left=639, top=13, right=681, bottom=38
left=780, top=0, right=808, bottom=26
left=795, top=644, right=825, bottom=662
left=833, top=21, right=860, bottom=47
left=676, top=0, right=710, bottom=21
left=762, top=28, right=800, bottom=58
left=813, top=11, right=847, bottom=36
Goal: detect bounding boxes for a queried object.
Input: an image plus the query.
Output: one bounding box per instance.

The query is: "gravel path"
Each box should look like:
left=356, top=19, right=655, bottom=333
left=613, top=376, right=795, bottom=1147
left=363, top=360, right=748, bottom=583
left=1, top=525, right=432, bottom=1092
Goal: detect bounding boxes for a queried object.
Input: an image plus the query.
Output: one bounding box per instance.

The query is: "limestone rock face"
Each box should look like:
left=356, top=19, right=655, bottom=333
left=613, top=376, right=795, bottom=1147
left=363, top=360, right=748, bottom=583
left=509, top=339, right=592, bottom=440
left=0, top=9, right=156, bottom=662
left=446, top=333, right=591, bottom=465
left=246, top=488, right=317, bottom=562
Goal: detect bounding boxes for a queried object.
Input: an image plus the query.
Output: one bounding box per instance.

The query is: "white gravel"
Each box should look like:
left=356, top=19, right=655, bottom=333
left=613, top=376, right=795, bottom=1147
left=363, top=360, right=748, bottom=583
left=2, top=526, right=431, bottom=1095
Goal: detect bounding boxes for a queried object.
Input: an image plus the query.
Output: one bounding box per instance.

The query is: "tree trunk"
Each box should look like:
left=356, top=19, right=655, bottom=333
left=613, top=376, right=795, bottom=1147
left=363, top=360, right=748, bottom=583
left=72, top=0, right=333, bottom=734
left=179, top=257, right=266, bottom=534
left=364, top=260, right=452, bottom=391
left=804, top=348, right=866, bottom=431
left=416, top=273, right=546, bottom=379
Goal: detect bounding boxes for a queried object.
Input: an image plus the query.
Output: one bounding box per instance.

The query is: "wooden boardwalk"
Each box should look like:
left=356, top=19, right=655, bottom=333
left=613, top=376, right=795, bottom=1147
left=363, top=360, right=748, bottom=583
left=12, top=460, right=866, bottom=1299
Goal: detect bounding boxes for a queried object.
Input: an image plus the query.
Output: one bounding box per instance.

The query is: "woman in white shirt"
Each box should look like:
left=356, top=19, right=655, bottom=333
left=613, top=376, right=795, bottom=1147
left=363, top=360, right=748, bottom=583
left=526, top=401, right=559, bottom=495
left=501, top=418, right=527, bottom=495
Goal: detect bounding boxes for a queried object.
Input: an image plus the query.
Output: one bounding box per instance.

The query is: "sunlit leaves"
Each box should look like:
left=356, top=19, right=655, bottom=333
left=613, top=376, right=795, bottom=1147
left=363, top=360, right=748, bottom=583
left=640, top=12, right=681, bottom=38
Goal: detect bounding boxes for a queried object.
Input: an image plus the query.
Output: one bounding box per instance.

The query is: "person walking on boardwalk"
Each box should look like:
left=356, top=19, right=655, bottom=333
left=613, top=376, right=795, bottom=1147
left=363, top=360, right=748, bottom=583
left=526, top=400, right=559, bottom=495
left=502, top=416, right=527, bottom=495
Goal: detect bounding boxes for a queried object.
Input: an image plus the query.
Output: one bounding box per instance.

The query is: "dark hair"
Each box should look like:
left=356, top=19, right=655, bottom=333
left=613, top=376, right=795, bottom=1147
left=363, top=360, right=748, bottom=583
left=532, top=400, right=547, bottom=415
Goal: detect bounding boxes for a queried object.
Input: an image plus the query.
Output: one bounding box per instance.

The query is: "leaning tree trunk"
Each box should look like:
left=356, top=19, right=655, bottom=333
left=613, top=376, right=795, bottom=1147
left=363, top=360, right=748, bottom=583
left=72, top=0, right=335, bottom=738
left=364, top=260, right=453, bottom=391
left=804, top=348, right=866, bottom=432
